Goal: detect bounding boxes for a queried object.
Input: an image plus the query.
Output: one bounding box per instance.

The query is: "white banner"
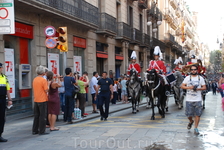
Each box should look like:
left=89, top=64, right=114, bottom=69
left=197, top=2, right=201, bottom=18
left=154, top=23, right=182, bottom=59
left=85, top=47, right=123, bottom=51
left=4, top=48, right=15, bottom=98
left=48, top=53, right=59, bottom=75
left=73, top=56, right=82, bottom=75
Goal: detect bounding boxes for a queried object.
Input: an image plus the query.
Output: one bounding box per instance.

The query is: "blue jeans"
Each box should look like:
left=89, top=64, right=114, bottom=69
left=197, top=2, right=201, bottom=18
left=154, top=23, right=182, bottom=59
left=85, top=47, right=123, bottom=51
left=59, top=93, right=65, bottom=112
left=64, top=95, right=74, bottom=122
left=218, top=88, right=224, bottom=97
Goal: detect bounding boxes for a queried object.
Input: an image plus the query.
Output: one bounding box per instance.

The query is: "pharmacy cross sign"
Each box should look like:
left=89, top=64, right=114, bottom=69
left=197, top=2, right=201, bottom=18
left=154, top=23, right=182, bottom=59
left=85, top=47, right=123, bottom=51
left=0, top=0, right=15, bottom=34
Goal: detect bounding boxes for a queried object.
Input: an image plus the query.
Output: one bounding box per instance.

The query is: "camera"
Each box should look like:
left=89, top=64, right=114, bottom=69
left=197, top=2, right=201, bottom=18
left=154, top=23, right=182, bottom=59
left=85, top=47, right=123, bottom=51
left=193, top=85, right=198, bottom=91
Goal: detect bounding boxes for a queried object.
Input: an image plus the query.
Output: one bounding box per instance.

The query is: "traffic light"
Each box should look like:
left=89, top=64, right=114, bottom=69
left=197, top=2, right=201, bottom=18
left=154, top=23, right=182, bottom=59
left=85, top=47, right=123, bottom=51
left=57, top=27, right=68, bottom=52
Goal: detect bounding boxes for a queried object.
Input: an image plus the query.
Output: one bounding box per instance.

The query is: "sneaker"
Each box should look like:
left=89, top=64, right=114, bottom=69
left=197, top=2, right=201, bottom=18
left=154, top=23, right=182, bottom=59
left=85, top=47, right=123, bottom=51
left=187, top=120, right=194, bottom=129
left=194, top=128, right=199, bottom=135
left=83, top=113, right=89, bottom=115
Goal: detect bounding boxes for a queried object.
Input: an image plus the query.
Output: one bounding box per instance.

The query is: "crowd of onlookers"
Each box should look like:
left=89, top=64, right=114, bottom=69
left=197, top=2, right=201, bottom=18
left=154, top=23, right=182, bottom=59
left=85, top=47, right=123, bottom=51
left=32, top=65, right=132, bottom=135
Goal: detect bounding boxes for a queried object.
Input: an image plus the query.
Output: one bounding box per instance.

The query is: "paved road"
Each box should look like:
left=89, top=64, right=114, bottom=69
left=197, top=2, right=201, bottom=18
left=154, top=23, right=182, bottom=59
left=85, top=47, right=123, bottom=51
left=1, top=92, right=224, bottom=150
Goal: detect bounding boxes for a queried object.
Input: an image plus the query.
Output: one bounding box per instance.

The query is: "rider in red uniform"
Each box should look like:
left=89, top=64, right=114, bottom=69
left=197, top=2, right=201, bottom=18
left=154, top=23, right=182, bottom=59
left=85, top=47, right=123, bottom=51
left=147, top=46, right=170, bottom=96
left=173, top=57, right=183, bottom=72
left=127, top=51, right=142, bottom=99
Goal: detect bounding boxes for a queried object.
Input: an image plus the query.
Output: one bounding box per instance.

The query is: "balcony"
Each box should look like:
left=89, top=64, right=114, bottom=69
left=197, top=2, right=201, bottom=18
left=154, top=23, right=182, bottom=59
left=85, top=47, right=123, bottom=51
left=164, top=9, right=172, bottom=23
left=185, top=27, right=194, bottom=39
left=131, top=28, right=143, bottom=44
left=143, top=34, right=150, bottom=46
left=138, top=0, right=147, bottom=9
left=185, top=39, right=193, bottom=50
left=116, top=22, right=132, bottom=41
left=96, top=13, right=117, bottom=36
left=175, top=7, right=181, bottom=18
left=170, top=18, right=178, bottom=30
left=170, top=0, right=178, bottom=10
left=164, top=33, right=175, bottom=44
left=18, top=0, right=99, bottom=29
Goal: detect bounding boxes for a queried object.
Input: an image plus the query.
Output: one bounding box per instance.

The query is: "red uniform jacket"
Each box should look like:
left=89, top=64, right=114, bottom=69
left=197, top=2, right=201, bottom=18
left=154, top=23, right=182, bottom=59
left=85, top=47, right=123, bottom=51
left=172, top=66, right=181, bottom=72
left=186, top=62, right=193, bottom=65
left=127, top=63, right=141, bottom=77
left=148, top=60, right=166, bottom=74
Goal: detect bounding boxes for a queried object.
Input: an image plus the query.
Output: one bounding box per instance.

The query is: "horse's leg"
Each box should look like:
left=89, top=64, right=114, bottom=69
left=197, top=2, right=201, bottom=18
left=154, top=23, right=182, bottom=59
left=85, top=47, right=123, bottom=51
left=180, top=91, right=184, bottom=108
left=146, top=96, right=150, bottom=109
left=132, top=98, right=135, bottom=114
left=157, top=96, right=162, bottom=116
left=151, top=97, right=155, bottom=120
left=137, top=96, right=140, bottom=112
left=165, top=96, right=169, bottom=112
left=161, top=96, right=166, bottom=118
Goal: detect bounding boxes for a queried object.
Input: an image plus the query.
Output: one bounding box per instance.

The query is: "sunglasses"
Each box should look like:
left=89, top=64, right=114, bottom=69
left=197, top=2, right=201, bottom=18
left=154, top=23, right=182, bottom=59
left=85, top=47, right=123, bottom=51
left=190, top=69, right=197, bottom=71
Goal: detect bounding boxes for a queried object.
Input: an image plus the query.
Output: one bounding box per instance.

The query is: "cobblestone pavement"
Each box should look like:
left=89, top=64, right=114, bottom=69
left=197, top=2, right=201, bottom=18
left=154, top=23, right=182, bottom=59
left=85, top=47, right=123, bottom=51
left=1, top=92, right=224, bottom=150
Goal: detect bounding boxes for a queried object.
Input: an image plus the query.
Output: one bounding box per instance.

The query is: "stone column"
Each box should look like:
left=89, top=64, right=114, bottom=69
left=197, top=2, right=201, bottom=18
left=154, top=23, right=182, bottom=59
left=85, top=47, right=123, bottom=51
left=121, top=41, right=129, bottom=75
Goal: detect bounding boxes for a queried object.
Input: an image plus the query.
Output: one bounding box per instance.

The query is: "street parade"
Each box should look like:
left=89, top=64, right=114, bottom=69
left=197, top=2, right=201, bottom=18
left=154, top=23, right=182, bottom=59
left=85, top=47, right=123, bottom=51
left=1, top=0, right=224, bottom=150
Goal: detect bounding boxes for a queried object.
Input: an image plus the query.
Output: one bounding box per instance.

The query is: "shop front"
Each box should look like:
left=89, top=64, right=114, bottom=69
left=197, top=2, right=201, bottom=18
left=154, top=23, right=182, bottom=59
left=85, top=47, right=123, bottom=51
left=4, top=22, right=33, bottom=115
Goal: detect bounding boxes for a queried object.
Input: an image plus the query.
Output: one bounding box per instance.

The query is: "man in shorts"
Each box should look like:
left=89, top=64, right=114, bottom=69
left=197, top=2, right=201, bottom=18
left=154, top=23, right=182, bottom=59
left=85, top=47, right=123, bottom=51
left=181, top=65, right=206, bottom=135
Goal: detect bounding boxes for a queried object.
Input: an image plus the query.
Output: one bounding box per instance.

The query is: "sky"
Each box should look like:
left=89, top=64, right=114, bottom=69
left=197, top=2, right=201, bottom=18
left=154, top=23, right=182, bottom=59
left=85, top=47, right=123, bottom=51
left=186, top=0, right=224, bottom=50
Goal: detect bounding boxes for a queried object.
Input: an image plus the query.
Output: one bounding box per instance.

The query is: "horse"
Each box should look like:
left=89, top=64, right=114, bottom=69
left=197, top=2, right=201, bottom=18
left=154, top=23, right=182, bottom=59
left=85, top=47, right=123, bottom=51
left=172, top=71, right=185, bottom=109
left=145, top=69, right=167, bottom=120
left=127, top=68, right=141, bottom=114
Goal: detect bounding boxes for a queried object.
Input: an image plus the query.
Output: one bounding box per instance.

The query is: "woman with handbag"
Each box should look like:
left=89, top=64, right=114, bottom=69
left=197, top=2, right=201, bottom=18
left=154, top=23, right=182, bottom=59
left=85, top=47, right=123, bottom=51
left=46, top=71, right=61, bottom=131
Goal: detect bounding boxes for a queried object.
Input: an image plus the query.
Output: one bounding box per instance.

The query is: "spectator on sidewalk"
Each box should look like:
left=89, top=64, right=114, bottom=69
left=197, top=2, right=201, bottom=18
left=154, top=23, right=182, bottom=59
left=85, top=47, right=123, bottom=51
left=32, top=65, right=50, bottom=135
left=76, top=74, right=89, bottom=118
left=80, top=71, right=89, bottom=116
left=0, top=63, right=12, bottom=142
left=95, top=71, right=113, bottom=121
left=218, top=74, right=224, bottom=97
left=64, top=68, right=76, bottom=124
left=90, top=71, right=99, bottom=113
left=117, top=78, right=122, bottom=102
left=120, top=76, right=128, bottom=104
left=211, top=80, right=218, bottom=95
left=181, top=65, right=206, bottom=135
left=58, top=76, right=65, bottom=114
left=46, top=71, right=61, bottom=131
left=111, top=79, right=118, bottom=104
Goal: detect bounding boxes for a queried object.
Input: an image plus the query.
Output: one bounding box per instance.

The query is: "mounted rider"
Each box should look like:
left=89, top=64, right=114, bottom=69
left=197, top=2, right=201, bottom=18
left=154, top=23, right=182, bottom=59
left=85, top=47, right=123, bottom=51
left=126, top=51, right=142, bottom=99
left=173, top=57, right=183, bottom=72
left=127, top=51, right=141, bottom=78
left=197, top=55, right=206, bottom=76
left=147, top=46, right=170, bottom=96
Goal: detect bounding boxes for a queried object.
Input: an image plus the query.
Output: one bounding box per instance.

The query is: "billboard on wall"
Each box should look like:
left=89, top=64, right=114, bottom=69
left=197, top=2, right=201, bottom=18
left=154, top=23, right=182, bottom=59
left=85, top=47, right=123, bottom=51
left=73, top=56, right=82, bottom=75
left=4, top=48, right=15, bottom=98
left=48, top=53, right=59, bottom=75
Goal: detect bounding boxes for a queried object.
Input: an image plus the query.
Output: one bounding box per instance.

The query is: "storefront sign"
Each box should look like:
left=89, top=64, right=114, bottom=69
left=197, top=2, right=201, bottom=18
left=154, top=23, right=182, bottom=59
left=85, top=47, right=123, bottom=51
left=4, top=48, right=15, bottom=98
left=96, top=51, right=108, bottom=58
left=73, top=36, right=86, bottom=48
left=12, top=22, right=33, bottom=39
left=48, top=53, right=59, bottom=75
left=0, top=0, right=15, bottom=34
left=73, top=56, right=82, bottom=74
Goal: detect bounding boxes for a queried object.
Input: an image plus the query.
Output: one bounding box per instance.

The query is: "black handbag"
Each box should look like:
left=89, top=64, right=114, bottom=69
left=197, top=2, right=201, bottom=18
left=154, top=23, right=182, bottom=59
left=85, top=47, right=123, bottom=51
left=70, top=77, right=80, bottom=96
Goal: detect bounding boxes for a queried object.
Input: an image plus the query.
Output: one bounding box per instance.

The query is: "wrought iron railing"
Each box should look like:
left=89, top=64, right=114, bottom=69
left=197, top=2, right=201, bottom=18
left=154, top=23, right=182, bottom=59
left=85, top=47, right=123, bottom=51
left=116, top=22, right=132, bottom=39
left=35, top=0, right=99, bottom=26
left=143, top=33, right=150, bottom=45
left=99, top=13, right=117, bottom=33
left=131, top=28, right=143, bottom=43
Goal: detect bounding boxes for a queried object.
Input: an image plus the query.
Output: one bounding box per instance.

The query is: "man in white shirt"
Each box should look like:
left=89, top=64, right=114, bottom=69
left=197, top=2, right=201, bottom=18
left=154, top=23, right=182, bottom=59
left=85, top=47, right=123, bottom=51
left=90, top=72, right=99, bottom=113
left=181, top=65, right=206, bottom=135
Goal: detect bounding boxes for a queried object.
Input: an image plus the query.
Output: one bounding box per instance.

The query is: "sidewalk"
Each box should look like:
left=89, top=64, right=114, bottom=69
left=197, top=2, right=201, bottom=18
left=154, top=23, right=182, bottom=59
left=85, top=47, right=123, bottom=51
left=5, top=97, right=148, bottom=127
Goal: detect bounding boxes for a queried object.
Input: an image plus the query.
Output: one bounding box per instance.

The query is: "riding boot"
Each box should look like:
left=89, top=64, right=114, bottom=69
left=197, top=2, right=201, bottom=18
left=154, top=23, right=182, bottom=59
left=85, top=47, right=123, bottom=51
left=165, top=84, right=171, bottom=96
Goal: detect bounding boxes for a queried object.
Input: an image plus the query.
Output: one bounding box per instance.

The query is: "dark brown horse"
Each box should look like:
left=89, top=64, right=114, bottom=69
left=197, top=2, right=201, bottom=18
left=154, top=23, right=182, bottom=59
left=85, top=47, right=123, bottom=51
left=145, top=69, right=167, bottom=120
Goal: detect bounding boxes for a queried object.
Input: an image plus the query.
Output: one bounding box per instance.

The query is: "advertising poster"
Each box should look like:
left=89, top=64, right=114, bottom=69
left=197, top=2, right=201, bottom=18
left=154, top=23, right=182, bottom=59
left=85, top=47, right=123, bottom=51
left=48, top=53, right=59, bottom=75
left=73, top=56, right=82, bottom=75
left=4, top=48, right=15, bottom=98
